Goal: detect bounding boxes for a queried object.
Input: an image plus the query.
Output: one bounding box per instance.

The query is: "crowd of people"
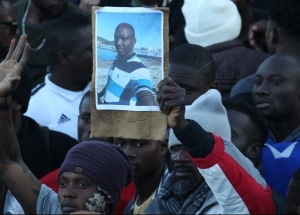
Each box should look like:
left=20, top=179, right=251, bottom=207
left=0, top=0, right=299, bottom=214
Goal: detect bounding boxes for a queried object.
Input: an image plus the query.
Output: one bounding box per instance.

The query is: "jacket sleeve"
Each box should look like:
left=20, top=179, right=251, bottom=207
left=175, top=120, right=275, bottom=214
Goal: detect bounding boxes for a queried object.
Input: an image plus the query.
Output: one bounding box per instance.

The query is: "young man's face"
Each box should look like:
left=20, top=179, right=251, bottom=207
left=170, top=145, right=204, bottom=198
left=58, top=171, right=111, bottom=214
left=253, top=56, right=300, bottom=122
left=169, top=64, right=211, bottom=105
left=286, top=179, right=300, bottom=214
left=113, top=138, right=166, bottom=178
left=68, top=25, right=93, bottom=85
left=227, top=109, right=253, bottom=155
left=78, top=95, right=90, bottom=142
left=114, top=25, right=136, bottom=58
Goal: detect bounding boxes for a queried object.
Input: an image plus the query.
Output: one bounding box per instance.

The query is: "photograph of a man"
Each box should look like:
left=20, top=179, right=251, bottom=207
left=98, top=23, right=156, bottom=106
left=95, top=7, right=163, bottom=111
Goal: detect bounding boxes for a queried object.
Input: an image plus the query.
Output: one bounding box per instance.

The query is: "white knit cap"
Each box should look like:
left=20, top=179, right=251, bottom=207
left=182, top=0, right=242, bottom=47
left=168, top=89, right=231, bottom=151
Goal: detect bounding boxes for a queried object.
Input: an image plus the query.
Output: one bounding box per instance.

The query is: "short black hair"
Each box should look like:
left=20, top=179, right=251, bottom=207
left=169, top=44, right=215, bottom=84
left=291, top=168, right=300, bottom=187
left=269, top=0, right=300, bottom=40
left=223, top=100, right=268, bottom=146
left=115, top=23, right=135, bottom=38
left=79, top=90, right=90, bottom=111
left=45, top=12, right=91, bottom=64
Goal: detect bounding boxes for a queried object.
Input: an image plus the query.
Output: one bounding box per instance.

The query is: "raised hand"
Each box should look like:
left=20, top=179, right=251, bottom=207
left=0, top=35, right=29, bottom=98
left=79, top=0, right=101, bottom=14
left=156, top=77, right=188, bottom=131
left=248, top=20, right=268, bottom=52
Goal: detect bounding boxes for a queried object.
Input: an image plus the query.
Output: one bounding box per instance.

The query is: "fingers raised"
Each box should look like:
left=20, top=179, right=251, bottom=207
left=5, top=39, right=16, bottom=61
left=11, top=35, right=28, bottom=62
left=18, top=44, right=30, bottom=71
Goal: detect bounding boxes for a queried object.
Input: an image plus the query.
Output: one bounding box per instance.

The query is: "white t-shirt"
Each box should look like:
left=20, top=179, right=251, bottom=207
left=4, top=190, right=24, bottom=214
left=36, top=184, right=61, bottom=214
left=25, top=74, right=90, bottom=140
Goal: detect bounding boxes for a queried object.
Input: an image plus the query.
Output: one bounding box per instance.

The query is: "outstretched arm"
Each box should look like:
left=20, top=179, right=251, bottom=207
left=156, top=77, right=274, bottom=214
left=0, top=35, right=41, bottom=214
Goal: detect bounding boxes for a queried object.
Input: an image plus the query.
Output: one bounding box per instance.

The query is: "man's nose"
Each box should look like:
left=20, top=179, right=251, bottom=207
left=124, top=145, right=136, bottom=158
left=173, top=148, right=190, bottom=162
left=63, top=185, right=77, bottom=199
left=255, top=81, right=269, bottom=97
left=116, top=38, right=122, bottom=45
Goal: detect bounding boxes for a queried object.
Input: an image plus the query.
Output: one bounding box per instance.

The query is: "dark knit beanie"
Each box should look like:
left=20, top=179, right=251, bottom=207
left=59, top=140, right=133, bottom=209
left=11, top=66, right=32, bottom=113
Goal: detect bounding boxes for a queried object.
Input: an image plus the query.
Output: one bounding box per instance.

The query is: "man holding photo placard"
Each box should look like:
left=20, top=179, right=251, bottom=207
left=98, top=23, right=156, bottom=106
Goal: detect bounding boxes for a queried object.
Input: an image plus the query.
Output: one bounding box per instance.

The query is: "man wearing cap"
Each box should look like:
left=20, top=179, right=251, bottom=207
left=146, top=77, right=275, bottom=214
left=182, top=0, right=268, bottom=99
left=0, top=36, right=133, bottom=214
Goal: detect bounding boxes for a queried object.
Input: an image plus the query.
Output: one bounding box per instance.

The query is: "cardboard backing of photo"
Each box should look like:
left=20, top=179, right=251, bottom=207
left=91, top=6, right=169, bottom=141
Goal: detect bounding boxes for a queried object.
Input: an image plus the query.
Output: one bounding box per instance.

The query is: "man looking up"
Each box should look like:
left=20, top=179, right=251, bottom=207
left=252, top=54, right=300, bottom=199
left=114, top=137, right=168, bottom=214
left=13, top=0, right=86, bottom=87
left=168, top=44, right=216, bottom=105
left=98, top=23, right=156, bottom=106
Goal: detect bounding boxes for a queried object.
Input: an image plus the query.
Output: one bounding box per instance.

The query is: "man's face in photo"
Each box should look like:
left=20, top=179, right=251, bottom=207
left=114, top=24, right=136, bottom=58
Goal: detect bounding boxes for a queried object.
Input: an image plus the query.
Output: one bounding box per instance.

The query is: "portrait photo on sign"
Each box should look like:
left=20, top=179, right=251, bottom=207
left=95, top=7, right=164, bottom=111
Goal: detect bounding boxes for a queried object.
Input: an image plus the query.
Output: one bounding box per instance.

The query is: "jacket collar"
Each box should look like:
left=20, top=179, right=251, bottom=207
left=205, top=40, right=244, bottom=53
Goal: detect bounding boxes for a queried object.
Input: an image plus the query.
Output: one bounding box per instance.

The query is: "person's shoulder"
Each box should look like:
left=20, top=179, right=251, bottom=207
left=49, top=130, right=77, bottom=145
left=31, top=81, right=47, bottom=97
left=115, top=57, right=147, bottom=73
left=37, top=184, right=61, bottom=214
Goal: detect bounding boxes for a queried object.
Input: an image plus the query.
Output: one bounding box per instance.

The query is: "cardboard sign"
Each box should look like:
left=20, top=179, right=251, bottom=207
left=91, top=6, right=169, bottom=140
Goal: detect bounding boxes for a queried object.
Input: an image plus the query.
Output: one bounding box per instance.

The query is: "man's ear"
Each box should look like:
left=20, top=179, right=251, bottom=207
left=57, top=50, right=70, bottom=65
left=12, top=100, right=22, bottom=111
left=246, top=143, right=262, bottom=160
left=266, top=21, right=278, bottom=45
left=160, top=140, right=168, bottom=155
left=133, top=37, right=137, bottom=45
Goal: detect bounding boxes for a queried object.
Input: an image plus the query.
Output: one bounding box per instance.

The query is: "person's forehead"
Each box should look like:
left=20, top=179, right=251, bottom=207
left=169, top=64, right=203, bottom=84
left=72, top=25, right=92, bottom=52
left=59, top=171, right=90, bottom=180
left=256, top=56, right=300, bottom=77
left=227, top=110, right=250, bottom=130
left=80, top=96, right=90, bottom=107
left=115, top=137, right=158, bottom=144
left=115, top=26, right=133, bottom=36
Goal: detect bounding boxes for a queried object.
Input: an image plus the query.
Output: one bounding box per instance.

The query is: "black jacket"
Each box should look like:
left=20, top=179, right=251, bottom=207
left=19, top=116, right=78, bottom=178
